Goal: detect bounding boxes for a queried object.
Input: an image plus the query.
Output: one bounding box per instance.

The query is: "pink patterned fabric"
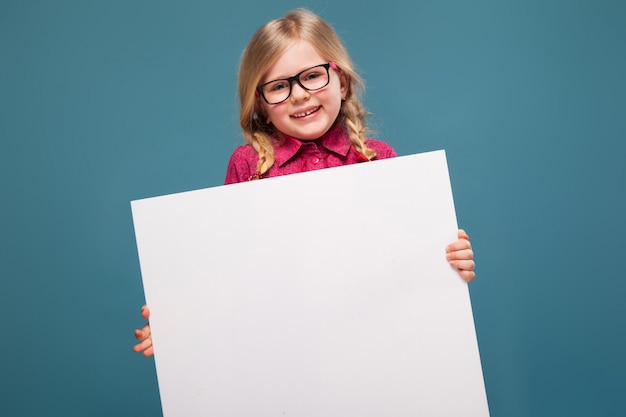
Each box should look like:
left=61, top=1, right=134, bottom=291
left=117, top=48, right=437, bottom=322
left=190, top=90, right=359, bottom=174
left=224, top=124, right=397, bottom=184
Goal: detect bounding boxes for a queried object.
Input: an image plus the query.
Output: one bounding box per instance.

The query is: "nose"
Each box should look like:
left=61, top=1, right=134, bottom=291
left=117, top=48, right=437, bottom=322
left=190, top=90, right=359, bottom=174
left=290, top=81, right=310, bottom=102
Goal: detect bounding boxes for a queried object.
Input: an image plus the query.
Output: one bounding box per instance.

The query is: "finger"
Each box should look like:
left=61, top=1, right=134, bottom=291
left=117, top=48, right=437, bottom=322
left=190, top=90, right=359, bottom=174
left=141, top=305, right=151, bottom=320
left=134, top=324, right=151, bottom=341
left=458, top=229, right=469, bottom=240
left=446, top=248, right=474, bottom=261
left=134, top=329, right=146, bottom=341
left=449, top=259, right=475, bottom=272
left=446, top=239, right=472, bottom=253
left=141, top=323, right=151, bottom=338
left=143, top=346, right=154, bottom=357
left=457, top=269, right=476, bottom=283
left=133, top=336, right=153, bottom=353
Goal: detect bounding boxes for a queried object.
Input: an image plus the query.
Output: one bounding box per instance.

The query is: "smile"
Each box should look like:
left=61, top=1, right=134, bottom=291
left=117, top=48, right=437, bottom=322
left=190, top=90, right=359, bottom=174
left=292, top=106, right=321, bottom=118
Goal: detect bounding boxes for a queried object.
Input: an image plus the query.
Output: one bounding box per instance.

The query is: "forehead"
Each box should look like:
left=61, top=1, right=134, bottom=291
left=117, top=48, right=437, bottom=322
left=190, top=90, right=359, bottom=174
left=262, top=40, right=326, bottom=82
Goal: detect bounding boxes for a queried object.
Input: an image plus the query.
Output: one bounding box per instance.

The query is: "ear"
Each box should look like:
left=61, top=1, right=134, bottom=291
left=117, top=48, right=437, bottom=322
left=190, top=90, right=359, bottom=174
left=339, top=71, right=349, bottom=100
left=254, top=96, right=270, bottom=124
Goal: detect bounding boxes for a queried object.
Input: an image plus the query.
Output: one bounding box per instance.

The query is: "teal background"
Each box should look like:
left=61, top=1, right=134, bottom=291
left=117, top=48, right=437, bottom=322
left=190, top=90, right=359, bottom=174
left=1, top=0, right=624, bottom=416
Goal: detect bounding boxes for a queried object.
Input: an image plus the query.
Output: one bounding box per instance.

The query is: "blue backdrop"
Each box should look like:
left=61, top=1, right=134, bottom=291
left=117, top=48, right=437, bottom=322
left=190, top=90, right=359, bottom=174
left=1, top=1, right=624, bottom=416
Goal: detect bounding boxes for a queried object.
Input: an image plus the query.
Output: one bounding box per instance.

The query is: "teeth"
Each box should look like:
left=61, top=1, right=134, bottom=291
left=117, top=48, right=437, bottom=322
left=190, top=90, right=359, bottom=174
left=293, top=106, right=319, bottom=118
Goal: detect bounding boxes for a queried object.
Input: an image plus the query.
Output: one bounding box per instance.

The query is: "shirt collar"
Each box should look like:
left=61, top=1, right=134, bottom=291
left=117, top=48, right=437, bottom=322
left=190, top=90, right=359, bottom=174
left=274, top=124, right=352, bottom=167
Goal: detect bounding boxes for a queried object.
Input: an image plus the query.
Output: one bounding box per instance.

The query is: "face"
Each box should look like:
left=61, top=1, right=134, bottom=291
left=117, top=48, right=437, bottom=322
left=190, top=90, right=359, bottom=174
left=258, top=40, right=347, bottom=141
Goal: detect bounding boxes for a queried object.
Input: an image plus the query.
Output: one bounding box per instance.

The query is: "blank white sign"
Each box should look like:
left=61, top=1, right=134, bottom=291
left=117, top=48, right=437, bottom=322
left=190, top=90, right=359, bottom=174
left=131, top=150, right=489, bottom=417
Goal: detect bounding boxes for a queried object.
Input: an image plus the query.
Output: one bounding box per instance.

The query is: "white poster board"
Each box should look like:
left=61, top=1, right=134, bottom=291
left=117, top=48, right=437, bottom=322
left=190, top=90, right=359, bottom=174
left=131, top=150, right=489, bottom=417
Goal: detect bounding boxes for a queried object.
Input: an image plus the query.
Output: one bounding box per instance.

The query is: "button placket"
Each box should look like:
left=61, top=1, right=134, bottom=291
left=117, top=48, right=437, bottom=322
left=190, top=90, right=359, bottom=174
left=301, top=142, right=322, bottom=166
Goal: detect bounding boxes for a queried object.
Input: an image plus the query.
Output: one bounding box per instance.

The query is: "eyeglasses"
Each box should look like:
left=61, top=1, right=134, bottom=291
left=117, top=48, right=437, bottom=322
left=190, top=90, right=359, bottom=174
left=256, top=62, right=333, bottom=105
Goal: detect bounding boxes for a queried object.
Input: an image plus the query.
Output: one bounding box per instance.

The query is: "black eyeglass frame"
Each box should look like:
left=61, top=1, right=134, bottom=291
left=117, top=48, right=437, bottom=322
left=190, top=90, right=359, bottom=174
left=256, top=63, right=332, bottom=105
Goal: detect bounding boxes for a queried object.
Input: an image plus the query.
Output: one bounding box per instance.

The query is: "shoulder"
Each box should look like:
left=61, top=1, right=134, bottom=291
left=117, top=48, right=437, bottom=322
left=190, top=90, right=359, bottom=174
left=228, top=144, right=258, bottom=161
left=225, top=144, right=258, bottom=184
left=365, top=139, right=397, bottom=160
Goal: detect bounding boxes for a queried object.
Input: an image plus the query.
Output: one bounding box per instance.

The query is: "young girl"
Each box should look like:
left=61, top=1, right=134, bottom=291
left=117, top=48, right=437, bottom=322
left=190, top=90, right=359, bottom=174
left=134, top=8, right=475, bottom=357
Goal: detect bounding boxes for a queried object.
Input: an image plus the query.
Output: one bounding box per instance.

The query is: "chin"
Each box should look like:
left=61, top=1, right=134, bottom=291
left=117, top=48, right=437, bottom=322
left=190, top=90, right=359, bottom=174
left=295, top=133, right=324, bottom=141
left=288, top=125, right=333, bottom=141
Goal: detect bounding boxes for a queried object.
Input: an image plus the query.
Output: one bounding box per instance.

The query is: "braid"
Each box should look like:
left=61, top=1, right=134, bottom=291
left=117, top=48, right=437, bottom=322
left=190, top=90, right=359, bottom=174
left=339, top=98, right=377, bottom=160
left=242, top=128, right=276, bottom=177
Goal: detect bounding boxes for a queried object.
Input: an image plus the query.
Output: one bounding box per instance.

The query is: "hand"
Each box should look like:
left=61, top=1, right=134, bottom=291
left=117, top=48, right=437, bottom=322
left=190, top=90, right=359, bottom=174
left=446, top=229, right=476, bottom=282
left=133, top=305, right=154, bottom=357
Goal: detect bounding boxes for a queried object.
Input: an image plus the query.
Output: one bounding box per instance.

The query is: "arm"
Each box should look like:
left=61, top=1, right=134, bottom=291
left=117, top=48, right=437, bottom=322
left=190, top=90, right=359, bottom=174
left=446, top=229, right=476, bottom=282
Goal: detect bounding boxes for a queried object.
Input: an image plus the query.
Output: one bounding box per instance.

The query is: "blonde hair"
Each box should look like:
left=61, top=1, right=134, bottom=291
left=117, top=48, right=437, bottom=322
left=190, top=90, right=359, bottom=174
left=238, top=8, right=376, bottom=175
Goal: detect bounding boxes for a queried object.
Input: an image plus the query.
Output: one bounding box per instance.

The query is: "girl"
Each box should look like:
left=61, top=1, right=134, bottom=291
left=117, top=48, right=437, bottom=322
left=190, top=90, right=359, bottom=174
left=134, top=8, right=475, bottom=357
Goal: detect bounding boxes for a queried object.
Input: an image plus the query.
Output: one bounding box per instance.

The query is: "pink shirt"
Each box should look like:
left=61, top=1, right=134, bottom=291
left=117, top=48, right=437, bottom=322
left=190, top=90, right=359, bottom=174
left=224, top=125, right=397, bottom=184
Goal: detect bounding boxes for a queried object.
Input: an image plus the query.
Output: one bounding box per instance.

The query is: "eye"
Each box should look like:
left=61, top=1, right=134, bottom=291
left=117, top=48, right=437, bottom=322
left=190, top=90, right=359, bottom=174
left=302, top=70, right=323, bottom=81
left=267, top=81, right=289, bottom=92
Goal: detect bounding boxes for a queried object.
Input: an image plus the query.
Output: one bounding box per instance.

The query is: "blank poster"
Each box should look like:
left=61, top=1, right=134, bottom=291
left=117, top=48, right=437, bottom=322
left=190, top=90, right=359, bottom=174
left=131, top=150, right=489, bottom=417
